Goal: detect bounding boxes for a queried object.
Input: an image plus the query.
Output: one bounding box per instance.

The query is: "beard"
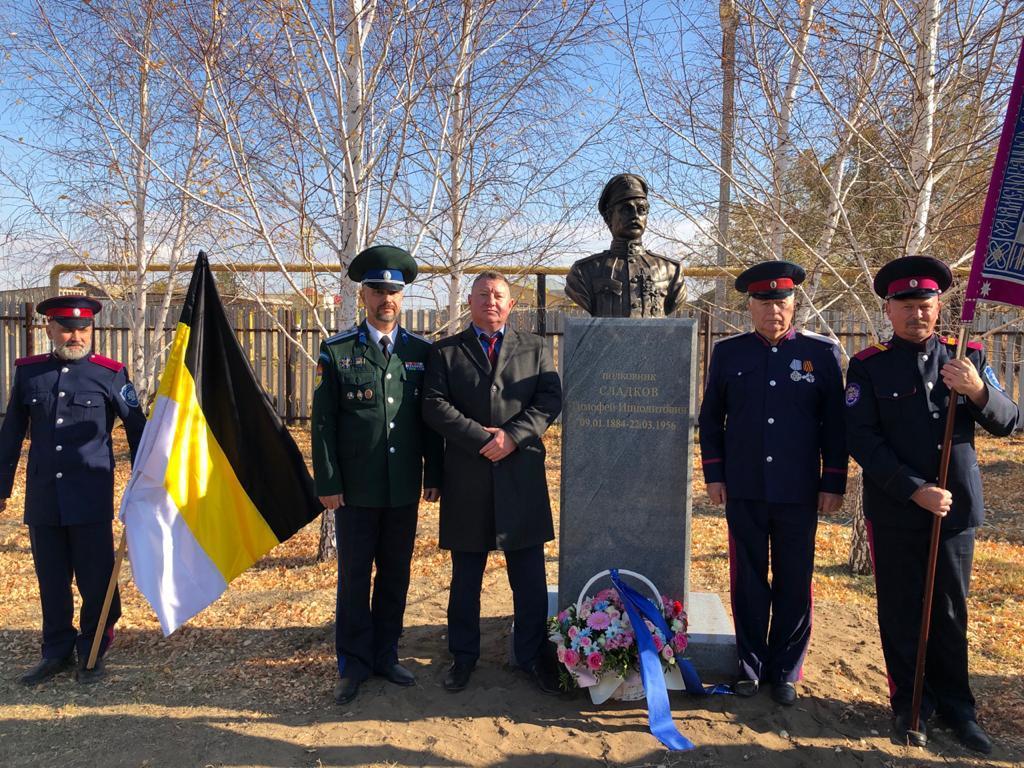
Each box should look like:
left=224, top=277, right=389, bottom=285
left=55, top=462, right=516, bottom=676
left=53, top=341, right=90, bottom=361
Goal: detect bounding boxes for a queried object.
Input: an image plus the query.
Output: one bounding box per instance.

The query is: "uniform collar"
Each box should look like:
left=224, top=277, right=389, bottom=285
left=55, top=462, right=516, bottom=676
left=608, top=238, right=645, bottom=258
left=364, top=321, right=399, bottom=348
left=753, top=327, right=797, bottom=346
left=889, top=333, right=937, bottom=353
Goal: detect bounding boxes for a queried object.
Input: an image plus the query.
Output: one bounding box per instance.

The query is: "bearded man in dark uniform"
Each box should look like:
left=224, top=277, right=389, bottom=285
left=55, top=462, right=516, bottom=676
left=565, top=173, right=685, bottom=318
left=0, top=296, right=146, bottom=685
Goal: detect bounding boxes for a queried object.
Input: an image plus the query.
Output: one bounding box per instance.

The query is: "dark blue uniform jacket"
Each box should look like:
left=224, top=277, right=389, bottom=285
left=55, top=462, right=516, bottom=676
left=699, top=329, right=848, bottom=504
left=0, top=353, right=146, bottom=526
left=845, top=334, right=1019, bottom=530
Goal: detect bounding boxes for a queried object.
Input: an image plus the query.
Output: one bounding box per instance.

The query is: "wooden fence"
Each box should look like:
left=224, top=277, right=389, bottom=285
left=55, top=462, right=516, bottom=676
left=1, top=300, right=1021, bottom=424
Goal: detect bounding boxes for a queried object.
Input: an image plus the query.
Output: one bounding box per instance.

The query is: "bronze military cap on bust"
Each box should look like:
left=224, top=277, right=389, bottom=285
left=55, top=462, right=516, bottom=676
left=565, top=173, right=685, bottom=318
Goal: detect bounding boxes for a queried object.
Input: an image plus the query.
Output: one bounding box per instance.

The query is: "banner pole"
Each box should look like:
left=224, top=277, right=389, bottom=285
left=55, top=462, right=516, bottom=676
left=908, top=325, right=969, bottom=738
left=85, top=530, right=127, bottom=671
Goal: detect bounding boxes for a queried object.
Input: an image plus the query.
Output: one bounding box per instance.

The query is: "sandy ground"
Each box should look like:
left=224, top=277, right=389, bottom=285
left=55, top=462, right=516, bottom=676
left=1, top=429, right=1022, bottom=768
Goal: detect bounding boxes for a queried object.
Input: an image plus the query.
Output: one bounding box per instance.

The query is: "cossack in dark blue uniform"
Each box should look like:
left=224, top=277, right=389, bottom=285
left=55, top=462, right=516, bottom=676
left=844, top=254, right=1020, bottom=748
left=845, top=334, right=1018, bottom=724
left=698, top=260, right=848, bottom=696
left=0, top=352, right=146, bottom=524
left=699, top=328, right=848, bottom=502
left=0, top=296, right=146, bottom=678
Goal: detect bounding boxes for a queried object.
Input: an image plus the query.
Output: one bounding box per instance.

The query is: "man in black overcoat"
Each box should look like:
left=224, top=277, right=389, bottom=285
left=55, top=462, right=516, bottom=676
left=422, top=270, right=562, bottom=694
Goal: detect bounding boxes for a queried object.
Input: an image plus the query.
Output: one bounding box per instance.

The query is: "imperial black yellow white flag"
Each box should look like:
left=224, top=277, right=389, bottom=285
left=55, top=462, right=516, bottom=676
left=120, top=251, right=322, bottom=634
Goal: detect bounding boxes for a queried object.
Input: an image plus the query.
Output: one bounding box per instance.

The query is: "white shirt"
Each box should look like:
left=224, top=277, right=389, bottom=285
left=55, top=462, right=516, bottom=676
left=366, top=321, right=398, bottom=352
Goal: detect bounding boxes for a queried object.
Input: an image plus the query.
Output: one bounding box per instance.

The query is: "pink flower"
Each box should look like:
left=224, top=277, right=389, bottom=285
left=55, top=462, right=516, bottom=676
left=652, top=634, right=664, bottom=651
left=595, top=588, right=617, bottom=602
left=580, top=636, right=592, bottom=647
left=568, top=626, right=578, bottom=639
left=557, top=646, right=566, bottom=662
left=587, top=612, right=611, bottom=630
left=563, top=648, right=580, bottom=667
left=661, top=644, right=674, bottom=660
left=586, top=651, right=604, bottom=670
left=673, top=633, right=688, bottom=652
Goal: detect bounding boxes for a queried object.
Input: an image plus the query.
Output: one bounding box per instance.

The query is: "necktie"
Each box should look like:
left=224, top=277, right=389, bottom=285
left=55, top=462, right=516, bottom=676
left=480, top=332, right=501, bottom=367
left=380, top=336, right=391, bottom=360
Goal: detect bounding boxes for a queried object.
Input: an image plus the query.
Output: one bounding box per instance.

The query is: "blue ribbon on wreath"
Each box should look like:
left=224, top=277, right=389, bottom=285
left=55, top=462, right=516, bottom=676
left=609, top=569, right=732, bottom=751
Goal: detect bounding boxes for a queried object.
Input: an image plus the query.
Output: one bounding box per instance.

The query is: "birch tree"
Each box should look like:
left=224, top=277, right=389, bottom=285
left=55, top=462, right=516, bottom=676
left=0, top=0, right=218, bottom=403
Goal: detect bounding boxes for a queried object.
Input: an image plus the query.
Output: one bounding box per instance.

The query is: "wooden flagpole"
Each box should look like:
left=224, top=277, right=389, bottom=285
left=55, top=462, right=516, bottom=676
left=85, top=530, right=128, bottom=670
left=908, top=325, right=968, bottom=737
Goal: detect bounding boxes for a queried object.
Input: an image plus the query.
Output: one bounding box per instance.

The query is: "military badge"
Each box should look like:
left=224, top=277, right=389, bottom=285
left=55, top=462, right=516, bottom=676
left=353, top=356, right=365, bottom=368
left=119, top=383, right=140, bottom=408
left=356, top=390, right=363, bottom=400
left=845, top=383, right=861, bottom=406
left=340, top=357, right=352, bottom=369
left=983, top=365, right=1005, bottom=392
left=802, top=360, right=814, bottom=373
left=346, top=391, right=354, bottom=400
left=790, top=359, right=803, bottom=381
left=364, top=388, right=373, bottom=400
left=314, top=362, right=324, bottom=389
left=404, top=361, right=425, bottom=371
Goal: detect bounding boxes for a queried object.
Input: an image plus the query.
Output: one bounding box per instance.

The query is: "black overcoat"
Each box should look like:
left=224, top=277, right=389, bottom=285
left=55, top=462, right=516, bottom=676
left=422, top=326, right=562, bottom=552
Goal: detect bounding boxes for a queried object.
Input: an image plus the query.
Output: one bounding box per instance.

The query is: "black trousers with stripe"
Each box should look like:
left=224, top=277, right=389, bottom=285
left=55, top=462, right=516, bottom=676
left=29, top=522, right=120, bottom=662
left=867, top=522, right=975, bottom=723
left=726, top=499, right=817, bottom=684
left=334, top=502, right=418, bottom=681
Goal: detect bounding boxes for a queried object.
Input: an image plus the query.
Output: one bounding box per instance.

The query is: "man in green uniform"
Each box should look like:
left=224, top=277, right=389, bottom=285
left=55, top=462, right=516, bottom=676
left=312, top=245, right=442, bottom=705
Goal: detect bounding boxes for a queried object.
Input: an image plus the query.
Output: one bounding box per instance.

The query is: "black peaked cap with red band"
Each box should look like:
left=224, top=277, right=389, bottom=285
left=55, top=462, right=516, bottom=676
left=36, top=296, right=102, bottom=329
left=873, top=255, right=952, bottom=300
left=735, top=261, right=806, bottom=299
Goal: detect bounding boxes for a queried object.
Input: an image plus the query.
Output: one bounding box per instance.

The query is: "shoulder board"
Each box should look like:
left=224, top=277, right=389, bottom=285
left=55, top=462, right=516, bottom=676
left=939, top=335, right=984, bottom=350
left=853, top=342, right=890, bottom=361
left=713, top=331, right=751, bottom=347
left=89, top=354, right=125, bottom=372
left=646, top=250, right=680, bottom=265
left=798, top=330, right=839, bottom=347
left=325, top=328, right=358, bottom=345
left=401, top=329, right=432, bottom=345
left=14, top=354, right=49, bottom=367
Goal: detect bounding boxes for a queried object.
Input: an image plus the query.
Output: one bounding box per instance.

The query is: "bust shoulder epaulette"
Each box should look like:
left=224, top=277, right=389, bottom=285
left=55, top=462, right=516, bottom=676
left=939, top=335, right=984, bottom=351
left=853, top=342, right=890, bottom=361
left=15, top=353, right=49, bottom=367
left=572, top=250, right=613, bottom=266
left=325, top=328, right=358, bottom=345
left=89, top=354, right=125, bottom=372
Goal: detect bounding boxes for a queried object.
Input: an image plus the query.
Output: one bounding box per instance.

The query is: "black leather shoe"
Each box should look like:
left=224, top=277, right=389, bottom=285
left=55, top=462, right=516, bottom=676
left=953, top=719, right=993, bottom=755
left=524, top=659, right=561, bottom=696
left=334, top=676, right=362, bottom=705
left=75, top=659, right=105, bottom=685
left=734, top=679, right=759, bottom=697
left=443, top=661, right=474, bottom=692
left=771, top=682, right=797, bottom=706
left=376, top=662, right=415, bottom=687
left=19, top=654, right=74, bottom=685
left=892, top=714, right=928, bottom=747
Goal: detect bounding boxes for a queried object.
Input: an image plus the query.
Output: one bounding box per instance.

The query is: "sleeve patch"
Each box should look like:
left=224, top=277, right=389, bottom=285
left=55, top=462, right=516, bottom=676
left=314, top=361, right=324, bottom=389
left=845, top=383, right=861, bottom=407
left=119, top=383, right=140, bottom=408
left=983, top=365, right=1005, bottom=392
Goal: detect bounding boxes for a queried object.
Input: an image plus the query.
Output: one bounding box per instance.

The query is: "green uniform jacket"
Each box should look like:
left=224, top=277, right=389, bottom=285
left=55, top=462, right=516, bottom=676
left=312, top=321, right=443, bottom=507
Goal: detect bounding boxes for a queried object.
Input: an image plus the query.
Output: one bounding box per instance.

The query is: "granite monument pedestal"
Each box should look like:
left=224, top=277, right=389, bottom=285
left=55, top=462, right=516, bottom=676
left=557, top=317, right=735, bottom=681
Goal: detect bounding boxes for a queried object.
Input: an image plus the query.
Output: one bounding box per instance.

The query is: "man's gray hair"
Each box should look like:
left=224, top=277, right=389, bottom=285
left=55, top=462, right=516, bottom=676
left=471, top=270, right=511, bottom=290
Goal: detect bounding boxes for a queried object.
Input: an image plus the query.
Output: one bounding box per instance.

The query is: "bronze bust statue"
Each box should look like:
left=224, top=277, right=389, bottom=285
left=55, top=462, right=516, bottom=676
left=565, top=173, right=685, bottom=317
